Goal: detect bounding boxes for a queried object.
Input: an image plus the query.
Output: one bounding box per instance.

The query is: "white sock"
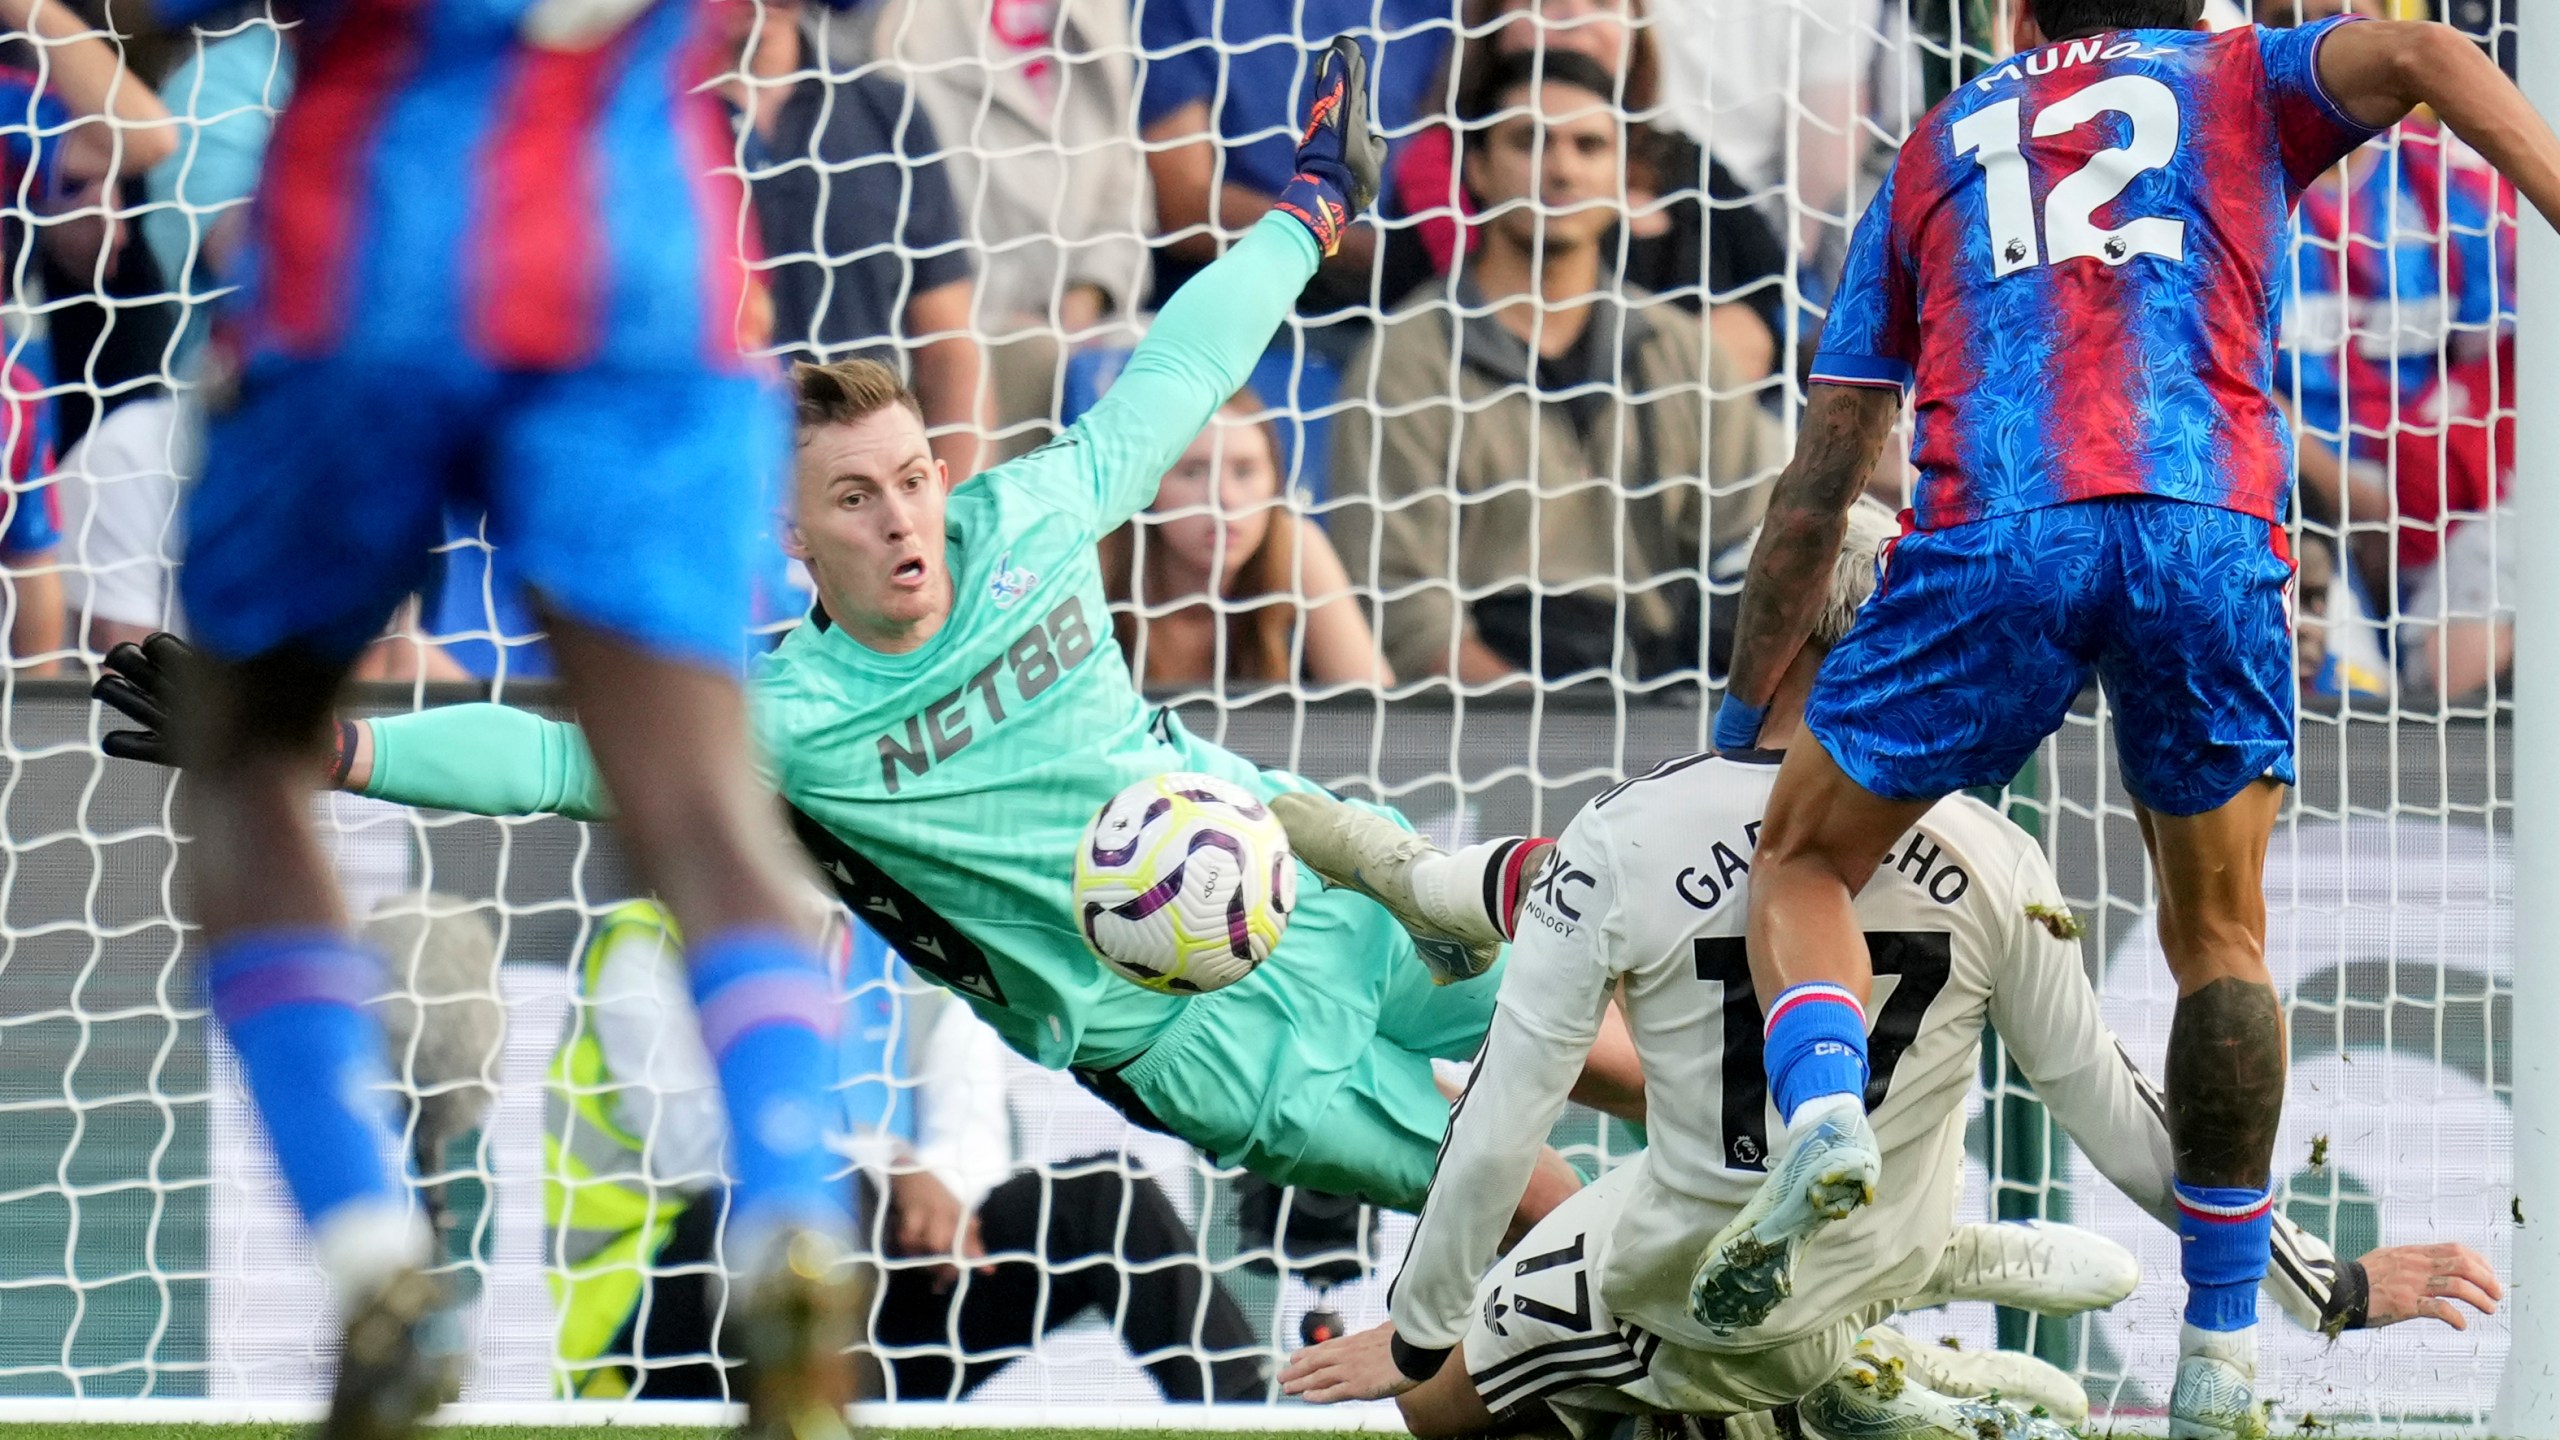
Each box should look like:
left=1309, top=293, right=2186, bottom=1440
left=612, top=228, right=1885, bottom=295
left=1407, top=837, right=1528, bottom=944
left=1783, top=1090, right=1866, bottom=1140
left=2179, top=1321, right=2258, bottom=1371
left=314, top=1194, right=433, bottom=1310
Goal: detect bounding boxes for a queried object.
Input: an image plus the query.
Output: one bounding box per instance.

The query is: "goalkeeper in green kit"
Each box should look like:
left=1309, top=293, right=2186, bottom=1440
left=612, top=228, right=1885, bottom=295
left=99, top=38, right=1634, bottom=1219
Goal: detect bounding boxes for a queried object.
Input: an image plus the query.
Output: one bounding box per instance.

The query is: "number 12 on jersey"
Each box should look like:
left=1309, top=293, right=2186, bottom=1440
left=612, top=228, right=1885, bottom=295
left=1952, top=75, right=2187, bottom=277
left=1694, top=932, right=1951, bottom=1174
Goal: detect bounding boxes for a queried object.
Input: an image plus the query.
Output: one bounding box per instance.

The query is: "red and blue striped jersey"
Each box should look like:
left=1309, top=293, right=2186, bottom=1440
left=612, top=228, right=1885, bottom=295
left=2280, top=121, right=2511, bottom=468
left=225, top=0, right=755, bottom=373
left=1814, top=18, right=2382, bottom=529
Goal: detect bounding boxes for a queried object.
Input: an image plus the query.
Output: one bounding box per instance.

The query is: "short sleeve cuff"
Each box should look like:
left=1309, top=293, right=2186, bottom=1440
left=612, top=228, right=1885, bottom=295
left=1808, top=353, right=1913, bottom=391
left=906, top=246, right=976, bottom=296
left=2301, top=15, right=2389, bottom=141
left=1390, top=1332, right=1454, bottom=1384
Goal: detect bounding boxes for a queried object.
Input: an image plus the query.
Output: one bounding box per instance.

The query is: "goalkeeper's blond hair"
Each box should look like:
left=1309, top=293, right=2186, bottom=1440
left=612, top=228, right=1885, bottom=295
left=792, top=357, right=922, bottom=432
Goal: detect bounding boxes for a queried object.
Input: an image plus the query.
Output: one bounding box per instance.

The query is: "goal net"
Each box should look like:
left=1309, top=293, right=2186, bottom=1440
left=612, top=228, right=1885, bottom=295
left=0, top=0, right=2523, bottom=1427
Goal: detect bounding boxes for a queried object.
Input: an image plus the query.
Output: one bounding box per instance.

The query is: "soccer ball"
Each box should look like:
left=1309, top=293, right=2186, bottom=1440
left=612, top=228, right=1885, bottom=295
left=1074, top=772, right=1297, bottom=995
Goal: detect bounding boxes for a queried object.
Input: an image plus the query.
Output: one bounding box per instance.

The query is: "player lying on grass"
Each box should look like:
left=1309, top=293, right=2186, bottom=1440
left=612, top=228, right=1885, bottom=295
left=1706, top=8, right=2560, bottom=1436
left=94, top=38, right=1632, bottom=1226
left=1275, top=499, right=2500, bottom=1439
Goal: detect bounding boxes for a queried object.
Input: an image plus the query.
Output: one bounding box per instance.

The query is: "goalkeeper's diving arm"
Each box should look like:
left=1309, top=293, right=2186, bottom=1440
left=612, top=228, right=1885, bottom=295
left=343, top=701, right=613, bottom=823
left=89, top=631, right=615, bottom=822
left=1043, top=35, right=1382, bottom=525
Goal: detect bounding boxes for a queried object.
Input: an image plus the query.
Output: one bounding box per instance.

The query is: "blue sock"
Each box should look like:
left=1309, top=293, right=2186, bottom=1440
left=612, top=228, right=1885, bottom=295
left=1764, top=982, right=1870, bottom=1126
left=205, top=929, right=401, bottom=1229
left=690, top=929, right=850, bottom=1241
left=2175, top=1180, right=2273, bottom=1331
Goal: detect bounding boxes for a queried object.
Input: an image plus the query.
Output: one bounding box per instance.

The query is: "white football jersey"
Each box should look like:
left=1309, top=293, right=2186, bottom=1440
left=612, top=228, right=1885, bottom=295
left=1389, top=751, right=2346, bottom=1358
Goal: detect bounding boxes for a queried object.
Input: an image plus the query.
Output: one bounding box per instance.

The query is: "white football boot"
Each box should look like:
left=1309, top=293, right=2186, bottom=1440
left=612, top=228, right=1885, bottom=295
left=1904, top=1219, right=2142, bottom=1321
left=1795, top=1352, right=1974, bottom=1440
left=1800, top=1349, right=2080, bottom=1440
left=1267, top=790, right=1505, bottom=981
left=1687, top=1094, right=1881, bottom=1334
left=1858, top=1323, right=2089, bottom=1429
left=2170, top=1323, right=2267, bottom=1440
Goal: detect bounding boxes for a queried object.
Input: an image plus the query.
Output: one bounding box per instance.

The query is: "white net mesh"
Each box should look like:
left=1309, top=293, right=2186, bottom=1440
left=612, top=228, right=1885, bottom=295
left=0, top=0, right=2526, bottom=1425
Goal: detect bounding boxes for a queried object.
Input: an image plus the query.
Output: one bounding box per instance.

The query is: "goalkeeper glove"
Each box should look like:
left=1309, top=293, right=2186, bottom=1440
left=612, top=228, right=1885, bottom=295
left=1274, top=35, right=1386, bottom=258
left=92, top=632, right=192, bottom=768
left=93, top=631, right=362, bottom=784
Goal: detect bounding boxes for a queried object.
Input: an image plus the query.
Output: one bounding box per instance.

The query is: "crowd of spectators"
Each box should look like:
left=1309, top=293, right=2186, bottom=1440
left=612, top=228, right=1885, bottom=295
left=0, top=0, right=2526, bottom=708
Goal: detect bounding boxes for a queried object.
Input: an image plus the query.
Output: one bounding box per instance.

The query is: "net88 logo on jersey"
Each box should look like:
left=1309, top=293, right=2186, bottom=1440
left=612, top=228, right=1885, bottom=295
left=875, top=595, right=1098, bottom=794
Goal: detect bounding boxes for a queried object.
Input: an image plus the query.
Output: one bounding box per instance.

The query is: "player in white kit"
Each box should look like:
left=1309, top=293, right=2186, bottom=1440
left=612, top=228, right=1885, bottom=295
left=1279, top=500, right=2499, bottom=1439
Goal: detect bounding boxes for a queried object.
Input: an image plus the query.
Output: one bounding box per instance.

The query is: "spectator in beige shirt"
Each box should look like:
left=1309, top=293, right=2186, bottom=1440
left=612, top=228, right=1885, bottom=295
left=1331, top=48, right=1784, bottom=688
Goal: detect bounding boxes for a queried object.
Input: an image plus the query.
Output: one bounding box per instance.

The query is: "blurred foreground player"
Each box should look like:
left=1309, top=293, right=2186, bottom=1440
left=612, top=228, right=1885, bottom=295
left=1708, top=6, right=2560, bottom=1437
left=116, top=0, right=857, bottom=1435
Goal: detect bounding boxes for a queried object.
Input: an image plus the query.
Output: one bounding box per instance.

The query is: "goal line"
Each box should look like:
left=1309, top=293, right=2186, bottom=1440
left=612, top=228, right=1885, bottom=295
left=0, top=1399, right=1408, bottom=1432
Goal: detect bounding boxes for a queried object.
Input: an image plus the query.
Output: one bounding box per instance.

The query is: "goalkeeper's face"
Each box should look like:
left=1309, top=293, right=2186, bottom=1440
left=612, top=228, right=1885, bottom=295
left=785, top=404, right=957, bottom=653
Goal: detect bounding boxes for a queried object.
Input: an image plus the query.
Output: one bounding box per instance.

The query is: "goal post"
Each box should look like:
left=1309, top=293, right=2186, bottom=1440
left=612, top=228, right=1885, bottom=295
left=2491, top=2, right=2559, bottom=1433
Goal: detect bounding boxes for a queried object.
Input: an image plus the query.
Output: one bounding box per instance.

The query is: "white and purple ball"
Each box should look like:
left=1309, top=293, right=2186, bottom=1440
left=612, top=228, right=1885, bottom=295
left=1074, top=772, right=1297, bottom=995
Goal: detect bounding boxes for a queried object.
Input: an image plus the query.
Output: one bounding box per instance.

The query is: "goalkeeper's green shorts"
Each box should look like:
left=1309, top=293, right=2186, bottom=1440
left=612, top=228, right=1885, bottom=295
left=1097, top=882, right=1504, bottom=1214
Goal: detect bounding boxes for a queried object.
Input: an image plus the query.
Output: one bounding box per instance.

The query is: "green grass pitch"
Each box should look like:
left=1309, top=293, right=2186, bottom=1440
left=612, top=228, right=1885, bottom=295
left=0, top=1430, right=1265, bottom=1440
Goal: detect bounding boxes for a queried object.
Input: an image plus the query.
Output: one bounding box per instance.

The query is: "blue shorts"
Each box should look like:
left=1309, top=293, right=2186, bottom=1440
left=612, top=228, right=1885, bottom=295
left=1805, top=498, right=2298, bottom=817
left=181, top=357, right=786, bottom=669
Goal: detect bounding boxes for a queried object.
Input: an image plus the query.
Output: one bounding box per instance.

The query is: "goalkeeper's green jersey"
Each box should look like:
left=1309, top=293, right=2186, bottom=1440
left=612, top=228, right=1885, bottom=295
left=363, top=214, right=1330, bottom=1070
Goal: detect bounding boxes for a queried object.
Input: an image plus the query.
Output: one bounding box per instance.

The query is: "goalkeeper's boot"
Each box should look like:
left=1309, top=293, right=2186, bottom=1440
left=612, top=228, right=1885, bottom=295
left=737, top=1227, right=869, bottom=1440
left=1267, top=791, right=1504, bottom=982
left=319, top=1267, right=462, bottom=1440
left=2170, top=1325, right=2267, bottom=1440
left=1687, top=1095, right=1879, bottom=1335
left=1904, top=1219, right=2141, bottom=1324
left=1856, top=1324, right=2089, bottom=1429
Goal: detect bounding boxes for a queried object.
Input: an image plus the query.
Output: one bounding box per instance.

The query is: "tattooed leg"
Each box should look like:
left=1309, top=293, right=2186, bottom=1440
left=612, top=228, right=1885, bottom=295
left=2138, top=782, right=2288, bottom=1440
left=2165, top=978, right=2288, bottom=1190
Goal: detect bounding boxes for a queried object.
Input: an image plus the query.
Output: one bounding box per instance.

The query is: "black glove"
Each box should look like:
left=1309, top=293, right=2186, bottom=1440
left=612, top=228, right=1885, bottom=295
left=1272, top=35, right=1387, bottom=257
left=93, top=631, right=193, bottom=768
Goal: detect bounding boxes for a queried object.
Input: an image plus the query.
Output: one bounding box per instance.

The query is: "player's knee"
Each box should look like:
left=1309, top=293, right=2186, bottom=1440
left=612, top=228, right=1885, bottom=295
left=1746, top=805, right=1829, bottom=881
left=1752, top=783, right=1906, bottom=887
left=2158, top=912, right=2270, bottom=992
